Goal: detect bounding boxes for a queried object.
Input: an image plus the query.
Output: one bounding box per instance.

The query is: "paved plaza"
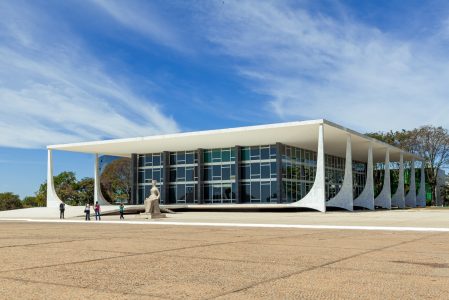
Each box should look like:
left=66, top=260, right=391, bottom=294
left=1, top=210, right=449, bottom=299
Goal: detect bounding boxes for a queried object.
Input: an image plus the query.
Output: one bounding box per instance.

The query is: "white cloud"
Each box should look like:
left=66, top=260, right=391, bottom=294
left=197, top=1, right=449, bottom=132
left=90, top=0, right=187, bottom=52
left=0, top=1, right=179, bottom=149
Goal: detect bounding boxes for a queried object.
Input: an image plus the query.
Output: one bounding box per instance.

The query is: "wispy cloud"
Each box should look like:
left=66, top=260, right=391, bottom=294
left=0, top=1, right=179, bottom=149
left=90, top=0, right=188, bottom=52
left=196, top=1, right=449, bottom=131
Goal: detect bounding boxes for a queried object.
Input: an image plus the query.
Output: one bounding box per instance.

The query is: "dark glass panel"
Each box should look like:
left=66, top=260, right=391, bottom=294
left=251, top=182, right=260, bottom=201
left=242, top=147, right=250, bottom=161
left=186, top=167, right=194, bottom=182
left=177, top=184, right=185, bottom=202
left=138, top=155, right=144, bottom=168
left=270, top=145, right=277, bottom=158
left=261, top=164, right=270, bottom=179
left=213, top=185, right=221, bottom=200
left=177, top=152, right=186, bottom=163
left=261, top=147, right=269, bottom=160
left=153, top=169, right=161, bottom=182
left=153, top=155, right=160, bottom=166
left=222, top=166, right=230, bottom=180
left=186, top=152, right=194, bottom=164
left=250, top=146, right=260, bottom=160
left=213, top=165, right=221, bottom=179
left=204, top=166, right=212, bottom=181
left=231, top=164, right=235, bottom=177
left=169, top=168, right=176, bottom=182
left=177, top=167, right=185, bottom=181
left=145, top=169, right=152, bottom=181
left=222, top=149, right=231, bottom=162
left=204, top=184, right=210, bottom=201
left=231, top=183, right=236, bottom=199
left=204, top=150, right=212, bottom=163
left=251, top=163, right=260, bottom=177
left=170, top=153, right=176, bottom=165
left=271, top=181, right=277, bottom=201
left=261, top=183, right=270, bottom=203
left=212, top=149, right=221, bottom=162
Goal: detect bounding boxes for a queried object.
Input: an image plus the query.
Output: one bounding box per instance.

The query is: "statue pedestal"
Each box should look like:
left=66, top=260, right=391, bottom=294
left=139, top=212, right=166, bottom=219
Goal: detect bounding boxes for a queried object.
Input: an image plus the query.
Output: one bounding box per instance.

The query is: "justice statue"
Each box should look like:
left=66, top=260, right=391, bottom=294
left=143, top=180, right=166, bottom=219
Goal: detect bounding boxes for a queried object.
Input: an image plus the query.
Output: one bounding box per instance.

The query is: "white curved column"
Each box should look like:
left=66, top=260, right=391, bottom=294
left=391, top=152, right=405, bottom=208
left=94, top=154, right=111, bottom=205
left=354, top=144, right=374, bottom=210
left=293, top=124, right=326, bottom=212
left=405, top=159, right=416, bottom=207
left=417, top=161, right=426, bottom=207
left=326, top=135, right=353, bottom=211
left=46, top=149, right=65, bottom=208
left=374, top=149, right=391, bottom=209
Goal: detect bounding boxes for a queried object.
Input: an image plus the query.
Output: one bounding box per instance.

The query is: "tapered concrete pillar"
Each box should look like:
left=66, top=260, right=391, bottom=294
left=327, top=135, right=353, bottom=211
left=94, top=154, right=111, bottom=205
left=46, top=149, right=65, bottom=208
left=405, top=159, right=416, bottom=207
left=374, top=149, right=391, bottom=209
left=354, top=144, right=374, bottom=210
left=293, top=124, right=326, bottom=212
left=391, top=152, right=405, bottom=208
left=417, top=161, right=426, bottom=207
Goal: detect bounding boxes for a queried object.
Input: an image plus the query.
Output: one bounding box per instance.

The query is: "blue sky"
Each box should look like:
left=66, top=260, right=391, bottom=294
left=1, top=0, right=449, bottom=198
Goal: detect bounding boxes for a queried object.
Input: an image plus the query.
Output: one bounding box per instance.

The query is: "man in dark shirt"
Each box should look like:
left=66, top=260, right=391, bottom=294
left=59, top=202, right=65, bottom=219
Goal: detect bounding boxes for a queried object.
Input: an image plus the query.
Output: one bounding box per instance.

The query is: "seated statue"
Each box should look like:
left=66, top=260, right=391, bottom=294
left=144, top=180, right=163, bottom=216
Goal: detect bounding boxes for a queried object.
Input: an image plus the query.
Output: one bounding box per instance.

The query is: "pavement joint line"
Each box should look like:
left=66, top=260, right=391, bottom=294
left=2, top=218, right=449, bottom=232
left=0, top=229, right=327, bottom=275
left=0, top=275, right=172, bottom=299
left=206, top=233, right=441, bottom=299
left=322, top=265, right=449, bottom=279
left=0, top=237, right=102, bottom=250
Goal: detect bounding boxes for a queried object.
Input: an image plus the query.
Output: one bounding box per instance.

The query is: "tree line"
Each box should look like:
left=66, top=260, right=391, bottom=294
left=0, top=158, right=131, bottom=211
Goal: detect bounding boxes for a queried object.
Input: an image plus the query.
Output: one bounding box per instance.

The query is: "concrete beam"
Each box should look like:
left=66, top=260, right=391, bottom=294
left=353, top=144, right=374, bottom=210
left=46, top=150, right=65, bottom=208
left=405, top=159, right=416, bottom=207
left=374, top=149, right=391, bottom=209
left=293, top=124, right=326, bottom=212
left=94, top=154, right=111, bottom=205
left=391, top=152, right=405, bottom=208
left=417, top=161, right=427, bottom=207
left=327, top=135, right=353, bottom=211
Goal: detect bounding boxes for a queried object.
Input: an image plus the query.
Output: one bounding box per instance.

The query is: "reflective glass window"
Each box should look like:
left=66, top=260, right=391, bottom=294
left=153, top=155, right=160, bottom=166
left=251, top=182, right=260, bottom=201
left=177, top=167, right=185, bottom=181
left=170, top=153, right=176, bottom=165
left=261, top=183, right=270, bottom=203
left=204, top=150, right=212, bottom=163
left=251, top=163, right=260, bottom=179
left=186, top=185, right=194, bottom=203
left=222, top=149, right=231, bottom=162
left=186, top=152, right=194, bottom=164
left=177, top=184, right=185, bottom=201
left=222, top=166, right=230, bottom=180
left=261, top=147, right=269, bottom=160
left=250, top=146, right=260, bottom=160
left=177, top=152, right=186, bottom=164
left=186, top=167, right=194, bottom=182
left=213, top=165, right=221, bottom=179
left=212, top=149, right=221, bottom=162
left=242, top=147, right=250, bottom=161
left=261, top=163, right=270, bottom=179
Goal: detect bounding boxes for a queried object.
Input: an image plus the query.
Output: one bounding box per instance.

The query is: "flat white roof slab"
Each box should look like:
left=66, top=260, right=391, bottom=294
left=47, top=119, right=421, bottom=163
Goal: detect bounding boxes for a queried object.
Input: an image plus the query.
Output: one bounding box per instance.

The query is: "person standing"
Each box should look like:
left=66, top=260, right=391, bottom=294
left=84, top=203, right=91, bottom=221
left=94, top=201, right=101, bottom=221
left=59, top=202, right=65, bottom=219
left=119, top=203, right=124, bottom=220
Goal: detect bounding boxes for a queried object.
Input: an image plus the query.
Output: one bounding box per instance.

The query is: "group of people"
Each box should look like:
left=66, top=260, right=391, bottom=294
left=58, top=201, right=126, bottom=220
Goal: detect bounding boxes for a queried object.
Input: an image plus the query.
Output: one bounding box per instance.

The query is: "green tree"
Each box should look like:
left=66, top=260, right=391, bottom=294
left=100, top=158, right=131, bottom=203
left=22, top=196, right=41, bottom=207
left=35, top=172, right=94, bottom=206
left=0, top=192, right=23, bottom=211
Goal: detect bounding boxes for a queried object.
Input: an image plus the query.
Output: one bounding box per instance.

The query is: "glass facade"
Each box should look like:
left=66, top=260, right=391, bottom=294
left=281, top=145, right=316, bottom=203
left=241, top=145, right=277, bottom=203
left=136, top=143, right=367, bottom=205
left=203, top=148, right=236, bottom=203
left=137, top=153, right=165, bottom=204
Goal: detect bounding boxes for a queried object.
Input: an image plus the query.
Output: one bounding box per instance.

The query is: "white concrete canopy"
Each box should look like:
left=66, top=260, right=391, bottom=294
left=48, top=119, right=421, bottom=164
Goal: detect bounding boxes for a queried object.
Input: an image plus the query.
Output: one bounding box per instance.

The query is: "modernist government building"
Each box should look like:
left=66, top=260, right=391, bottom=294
left=47, top=119, right=427, bottom=212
